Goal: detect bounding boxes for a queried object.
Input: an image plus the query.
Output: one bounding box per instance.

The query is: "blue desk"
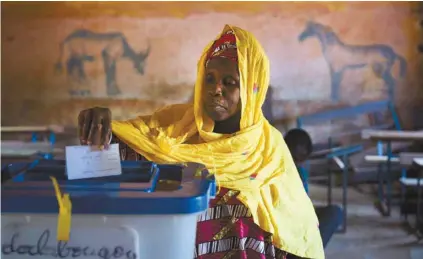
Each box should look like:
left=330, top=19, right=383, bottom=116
left=362, top=130, right=423, bottom=217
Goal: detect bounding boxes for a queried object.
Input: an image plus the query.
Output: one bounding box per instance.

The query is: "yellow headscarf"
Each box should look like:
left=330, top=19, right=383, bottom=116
left=112, top=25, right=324, bottom=259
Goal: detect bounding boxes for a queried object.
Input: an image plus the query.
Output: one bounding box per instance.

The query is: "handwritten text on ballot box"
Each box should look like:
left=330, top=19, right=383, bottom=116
left=65, top=144, right=122, bottom=180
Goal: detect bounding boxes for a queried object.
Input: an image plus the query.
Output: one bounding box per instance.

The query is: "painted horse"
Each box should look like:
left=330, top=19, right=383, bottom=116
left=55, top=29, right=150, bottom=96
left=298, top=21, right=407, bottom=102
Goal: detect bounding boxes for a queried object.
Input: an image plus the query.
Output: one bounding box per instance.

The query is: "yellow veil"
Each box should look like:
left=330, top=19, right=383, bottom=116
left=112, top=25, right=324, bottom=258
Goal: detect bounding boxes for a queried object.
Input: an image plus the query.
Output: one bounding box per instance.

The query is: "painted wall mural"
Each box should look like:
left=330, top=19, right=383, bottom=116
left=298, top=21, right=407, bottom=102
left=54, top=29, right=151, bottom=97
left=2, top=2, right=419, bottom=128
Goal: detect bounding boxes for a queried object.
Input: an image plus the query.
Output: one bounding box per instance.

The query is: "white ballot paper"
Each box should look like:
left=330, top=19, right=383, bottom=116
left=65, top=144, right=122, bottom=180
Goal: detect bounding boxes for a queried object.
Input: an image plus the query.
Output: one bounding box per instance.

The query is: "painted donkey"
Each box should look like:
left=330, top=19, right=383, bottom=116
left=55, top=29, right=150, bottom=96
left=298, top=21, right=407, bottom=102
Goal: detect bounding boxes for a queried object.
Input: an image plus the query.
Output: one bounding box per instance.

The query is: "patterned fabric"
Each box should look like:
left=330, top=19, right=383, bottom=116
left=206, top=30, right=238, bottom=66
left=196, top=188, right=303, bottom=259
left=113, top=136, right=305, bottom=259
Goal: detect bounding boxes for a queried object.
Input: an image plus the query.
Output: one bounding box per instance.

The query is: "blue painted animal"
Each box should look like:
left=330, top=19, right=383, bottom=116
left=55, top=29, right=151, bottom=96
left=298, top=21, right=407, bottom=102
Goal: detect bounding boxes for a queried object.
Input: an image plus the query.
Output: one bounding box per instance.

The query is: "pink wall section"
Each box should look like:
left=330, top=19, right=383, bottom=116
left=2, top=2, right=422, bottom=131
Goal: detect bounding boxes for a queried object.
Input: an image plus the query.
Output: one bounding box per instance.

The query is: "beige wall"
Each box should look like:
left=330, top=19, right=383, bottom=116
left=2, top=2, right=422, bottom=133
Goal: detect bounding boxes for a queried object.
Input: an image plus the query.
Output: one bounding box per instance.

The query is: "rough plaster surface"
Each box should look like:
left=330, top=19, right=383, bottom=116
left=1, top=2, right=421, bottom=133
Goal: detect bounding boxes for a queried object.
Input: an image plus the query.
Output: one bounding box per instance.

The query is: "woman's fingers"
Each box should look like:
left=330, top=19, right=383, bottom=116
left=101, top=111, right=112, bottom=147
left=78, top=107, right=112, bottom=147
left=87, top=110, right=103, bottom=145
left=78, top=111, right=86, bottom=145
left=79, top=109, right=93, bottom=145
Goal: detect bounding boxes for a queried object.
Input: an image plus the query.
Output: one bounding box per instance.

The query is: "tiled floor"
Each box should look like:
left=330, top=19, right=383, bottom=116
left=309, top=184, right=423, bottom=259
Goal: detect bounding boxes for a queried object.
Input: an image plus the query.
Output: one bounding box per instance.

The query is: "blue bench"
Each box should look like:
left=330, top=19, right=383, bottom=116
left=1, top=126, right=67, bottom=161
left=0, top=126, right=62, bottom=145
left=296, top=100, right=400, bottom=130
left=296, top=99, right=402, bottom=231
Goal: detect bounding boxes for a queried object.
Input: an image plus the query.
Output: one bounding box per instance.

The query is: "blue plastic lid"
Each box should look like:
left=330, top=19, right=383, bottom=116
left=2, top=160, right=214, bottom=215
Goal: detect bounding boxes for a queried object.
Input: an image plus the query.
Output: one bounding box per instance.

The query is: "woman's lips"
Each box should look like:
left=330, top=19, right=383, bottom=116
left=208, top=103, right=227, bottom=112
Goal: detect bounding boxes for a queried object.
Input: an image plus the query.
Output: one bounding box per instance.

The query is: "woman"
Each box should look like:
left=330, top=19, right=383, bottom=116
left=78, top=25, right=324, bottom=259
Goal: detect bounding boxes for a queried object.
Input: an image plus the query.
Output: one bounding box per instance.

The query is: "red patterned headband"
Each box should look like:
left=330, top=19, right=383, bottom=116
left=206, top=30, right=238, bottom=66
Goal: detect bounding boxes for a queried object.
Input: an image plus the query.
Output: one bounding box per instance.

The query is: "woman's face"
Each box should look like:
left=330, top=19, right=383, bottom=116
left=202, top=55, right=241, bottom=122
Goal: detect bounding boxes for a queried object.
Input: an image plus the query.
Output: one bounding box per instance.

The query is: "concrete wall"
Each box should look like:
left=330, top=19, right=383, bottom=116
left=2, top=2, right=422, bottom=136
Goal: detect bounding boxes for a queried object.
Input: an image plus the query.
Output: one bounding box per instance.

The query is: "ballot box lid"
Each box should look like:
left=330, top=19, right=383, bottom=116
left=2, top=160, right=214, bottom=215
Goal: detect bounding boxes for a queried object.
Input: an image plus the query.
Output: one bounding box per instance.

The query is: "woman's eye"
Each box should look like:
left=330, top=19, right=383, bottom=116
left=205, top=74, right=215, bottom=84
left=224, top=77, right=237, bottom=86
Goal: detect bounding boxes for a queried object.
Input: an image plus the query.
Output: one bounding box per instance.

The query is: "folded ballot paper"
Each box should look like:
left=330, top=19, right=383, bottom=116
left=65, top=144, right=122, bottom=180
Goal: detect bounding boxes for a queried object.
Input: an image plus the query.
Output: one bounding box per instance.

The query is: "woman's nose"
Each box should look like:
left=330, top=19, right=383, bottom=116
left=211, top=82, right=223, bottom=96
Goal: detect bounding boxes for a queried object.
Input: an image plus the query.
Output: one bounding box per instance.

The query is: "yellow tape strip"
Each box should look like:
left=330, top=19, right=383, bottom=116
left=50, top=176, right=72, bottom=241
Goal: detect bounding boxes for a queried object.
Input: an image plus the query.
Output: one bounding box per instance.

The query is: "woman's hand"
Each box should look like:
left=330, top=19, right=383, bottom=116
left=78, top=107, right=112, bottom=147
